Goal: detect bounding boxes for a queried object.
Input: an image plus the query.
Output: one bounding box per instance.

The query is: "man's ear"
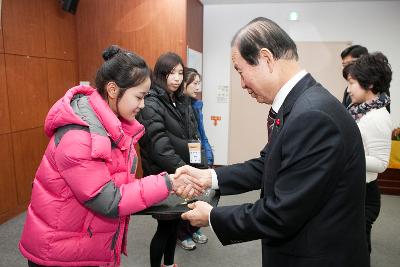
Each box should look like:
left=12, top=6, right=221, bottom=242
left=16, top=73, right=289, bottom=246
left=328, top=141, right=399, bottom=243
left=106, top=82, right=118, bottom=99
left=259, top=48, right=275, bottom=73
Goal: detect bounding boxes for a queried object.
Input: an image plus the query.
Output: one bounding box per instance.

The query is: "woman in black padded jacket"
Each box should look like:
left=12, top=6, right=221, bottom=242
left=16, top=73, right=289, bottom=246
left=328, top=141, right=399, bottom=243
left=136, top=52, right=207, bottom=267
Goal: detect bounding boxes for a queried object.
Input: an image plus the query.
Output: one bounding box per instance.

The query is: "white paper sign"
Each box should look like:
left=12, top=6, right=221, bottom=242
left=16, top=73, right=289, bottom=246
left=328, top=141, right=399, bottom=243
left=216, top=85, right=229, bottom=103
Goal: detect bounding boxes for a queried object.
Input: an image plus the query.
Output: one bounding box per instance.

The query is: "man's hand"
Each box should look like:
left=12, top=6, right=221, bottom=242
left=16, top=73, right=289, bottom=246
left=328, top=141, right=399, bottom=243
left=169, top=173, right=204, bottom=199
left=175, top=165, right=212, bottom=190
left=181, top=201, right=212, bottom=227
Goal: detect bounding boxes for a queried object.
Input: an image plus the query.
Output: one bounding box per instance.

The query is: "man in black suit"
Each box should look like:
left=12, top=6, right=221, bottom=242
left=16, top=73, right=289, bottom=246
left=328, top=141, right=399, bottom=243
left=179, top=17, right=369, bottom=267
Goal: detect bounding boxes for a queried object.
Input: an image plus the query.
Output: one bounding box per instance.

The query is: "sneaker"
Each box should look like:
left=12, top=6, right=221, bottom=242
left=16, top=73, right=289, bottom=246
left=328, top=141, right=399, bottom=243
left=192, top=230, right=208, bottom=244
left=178, top=238, right=196, bottom=250
left=161, top=264, right=178, bottom=267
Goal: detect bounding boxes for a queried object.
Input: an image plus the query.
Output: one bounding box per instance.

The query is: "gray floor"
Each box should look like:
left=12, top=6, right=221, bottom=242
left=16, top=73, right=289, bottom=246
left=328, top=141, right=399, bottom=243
left=1, top=191, right=399, bottom=267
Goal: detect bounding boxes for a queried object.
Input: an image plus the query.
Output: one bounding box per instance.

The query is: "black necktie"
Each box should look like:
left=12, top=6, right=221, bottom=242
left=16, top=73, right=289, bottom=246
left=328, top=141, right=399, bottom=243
left=267, top=108, right=277, bottom=141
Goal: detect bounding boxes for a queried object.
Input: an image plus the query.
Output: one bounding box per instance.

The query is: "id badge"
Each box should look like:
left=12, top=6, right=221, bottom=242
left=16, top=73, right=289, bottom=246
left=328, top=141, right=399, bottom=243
left=188, top=140, right=201, bottom=164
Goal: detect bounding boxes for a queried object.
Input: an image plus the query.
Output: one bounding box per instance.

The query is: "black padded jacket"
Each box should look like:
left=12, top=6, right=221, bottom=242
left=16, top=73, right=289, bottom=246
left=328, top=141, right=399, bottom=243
left=136, top=85, right=208, bottom=176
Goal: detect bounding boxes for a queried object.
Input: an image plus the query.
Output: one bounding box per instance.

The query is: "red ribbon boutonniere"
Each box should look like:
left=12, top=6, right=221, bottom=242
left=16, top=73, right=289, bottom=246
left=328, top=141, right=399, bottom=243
left=275, top=118, right=281, bottom=127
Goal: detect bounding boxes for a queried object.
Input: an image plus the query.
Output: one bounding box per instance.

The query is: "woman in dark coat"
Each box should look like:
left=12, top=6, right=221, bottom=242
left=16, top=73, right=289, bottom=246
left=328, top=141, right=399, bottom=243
left=136, top=52, right=207, bottom=267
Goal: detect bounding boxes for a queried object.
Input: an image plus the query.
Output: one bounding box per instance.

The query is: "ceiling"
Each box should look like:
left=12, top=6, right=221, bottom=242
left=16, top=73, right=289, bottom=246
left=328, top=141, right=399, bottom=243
left=201, top=0, right=399, bottom=5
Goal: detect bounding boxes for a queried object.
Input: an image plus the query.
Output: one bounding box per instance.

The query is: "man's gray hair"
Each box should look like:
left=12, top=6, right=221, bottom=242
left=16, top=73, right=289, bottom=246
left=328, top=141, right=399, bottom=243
left=231, top=17, right=298, bottom=65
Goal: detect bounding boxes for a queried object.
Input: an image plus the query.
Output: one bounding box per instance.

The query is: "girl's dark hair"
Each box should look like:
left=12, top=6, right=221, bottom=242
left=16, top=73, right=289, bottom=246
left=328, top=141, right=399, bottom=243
left=342, top=52, right=392, bottom=94
left=152, top=52, right=184, bottom=96
left=184, top=67, right=201, bottom=86
left=95, top=45, right=151, bottom=100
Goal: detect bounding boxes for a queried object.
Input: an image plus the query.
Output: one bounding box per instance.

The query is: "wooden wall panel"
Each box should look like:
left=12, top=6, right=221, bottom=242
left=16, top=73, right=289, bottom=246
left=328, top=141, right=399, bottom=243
left=0, top=134, right=17, bottom=216
left=1, top=0, right=78, bottom=223
left=12, top=128, right=48, bottom=205
left=47, top=59, right=78, bottom=106
left=44, top=0, right=77, bottom=60
left=5, top=55, right=49, bottom=131
left=0, top=21, right=4, bottom=53
left=76, top=0, right=122, bottom=84
left=77, top=0, right=187, bottom=83
left=186, top=0, right=203, bottom=99
left=2, top=0, right=46, bottom=57
left=119, top=0, right=187, bottom=67
left=0, top=54, right=11, bottom=134
left=187, top=0, right=203, bottom=53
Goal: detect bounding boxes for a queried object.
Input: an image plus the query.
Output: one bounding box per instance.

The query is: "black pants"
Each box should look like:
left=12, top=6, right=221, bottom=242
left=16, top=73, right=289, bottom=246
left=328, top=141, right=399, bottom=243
left=28, top=261, right=98, bottom=267
left=150, top=219, right=180, bottom=267
left=28, top=262, right=43, bottom=267
left=177, top=220, right=199, bottom=241
left=365, top=180, right=381, bottom=254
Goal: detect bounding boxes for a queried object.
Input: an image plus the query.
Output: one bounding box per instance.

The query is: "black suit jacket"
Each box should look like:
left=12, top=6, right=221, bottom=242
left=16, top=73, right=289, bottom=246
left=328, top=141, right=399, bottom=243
left=211, top=74, right=369, bottom=267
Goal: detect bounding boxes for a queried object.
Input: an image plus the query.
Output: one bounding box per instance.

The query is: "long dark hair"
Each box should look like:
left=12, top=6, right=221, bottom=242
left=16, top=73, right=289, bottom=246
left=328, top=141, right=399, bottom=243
left=95, top=45, right=151, bottom=100
left=152, top=52, right=185, bottom=97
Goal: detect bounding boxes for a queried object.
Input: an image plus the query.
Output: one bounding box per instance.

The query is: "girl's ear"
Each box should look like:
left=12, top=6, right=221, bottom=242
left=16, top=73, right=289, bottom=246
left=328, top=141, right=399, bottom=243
left=106, top=82, right=118, bottom=99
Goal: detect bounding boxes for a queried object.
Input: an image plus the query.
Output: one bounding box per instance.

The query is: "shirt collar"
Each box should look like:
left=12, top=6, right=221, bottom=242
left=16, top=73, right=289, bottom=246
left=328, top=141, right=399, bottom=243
left=271, top=69, right=307, bottom=113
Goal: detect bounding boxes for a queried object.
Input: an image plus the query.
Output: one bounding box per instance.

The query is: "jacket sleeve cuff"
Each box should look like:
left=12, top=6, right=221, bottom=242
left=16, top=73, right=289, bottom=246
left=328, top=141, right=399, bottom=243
left=163, top=173, right=173, bottom=192
left=208, top=207, right=214, bottom=231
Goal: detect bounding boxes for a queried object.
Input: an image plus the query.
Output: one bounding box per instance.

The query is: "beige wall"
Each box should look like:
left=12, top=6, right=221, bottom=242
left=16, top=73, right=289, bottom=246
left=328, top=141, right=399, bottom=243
left=228, top=63, right=269, bottom=164
left=297, top=42, right=349, bottom=101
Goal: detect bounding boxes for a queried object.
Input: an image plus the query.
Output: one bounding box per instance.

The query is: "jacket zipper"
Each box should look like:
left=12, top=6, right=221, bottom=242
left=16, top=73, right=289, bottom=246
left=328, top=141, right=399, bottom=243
left=111, top=222, right=121, bottom=266
left=127, top=127, right=144, bottom=160
left=159, top=96, right=189, bottom=136
left=87, top=226, right=93, bottom=237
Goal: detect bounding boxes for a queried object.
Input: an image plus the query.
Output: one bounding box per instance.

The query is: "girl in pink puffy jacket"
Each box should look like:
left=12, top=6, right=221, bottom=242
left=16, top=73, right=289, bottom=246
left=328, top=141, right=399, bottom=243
left=19, top=45, right=198, bottom=267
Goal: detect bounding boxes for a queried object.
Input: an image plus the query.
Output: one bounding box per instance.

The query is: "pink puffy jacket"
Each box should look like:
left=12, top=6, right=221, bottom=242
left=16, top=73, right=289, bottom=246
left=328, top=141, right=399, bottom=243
left=19, top=85, right=170, bottom=266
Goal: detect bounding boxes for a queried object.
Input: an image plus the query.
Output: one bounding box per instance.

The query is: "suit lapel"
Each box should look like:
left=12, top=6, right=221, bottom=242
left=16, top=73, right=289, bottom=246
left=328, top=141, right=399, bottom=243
left=261, top=74, right=318, bottom=198
left=268, top=74, right=317, bottom=144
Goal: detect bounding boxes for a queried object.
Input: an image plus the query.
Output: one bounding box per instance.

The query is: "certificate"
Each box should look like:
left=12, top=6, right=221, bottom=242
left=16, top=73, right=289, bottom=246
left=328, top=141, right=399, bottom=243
left=135, top=189, right=220, bottom=216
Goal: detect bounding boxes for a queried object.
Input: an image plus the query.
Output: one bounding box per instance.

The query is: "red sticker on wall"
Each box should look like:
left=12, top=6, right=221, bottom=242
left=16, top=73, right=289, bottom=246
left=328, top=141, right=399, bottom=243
left=211, top=116, right=221, bottom=126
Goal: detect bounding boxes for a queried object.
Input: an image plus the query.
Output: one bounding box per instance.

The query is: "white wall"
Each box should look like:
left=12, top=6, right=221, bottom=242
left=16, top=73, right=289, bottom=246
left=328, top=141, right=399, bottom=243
left=203, top=1, right=400, bottom=165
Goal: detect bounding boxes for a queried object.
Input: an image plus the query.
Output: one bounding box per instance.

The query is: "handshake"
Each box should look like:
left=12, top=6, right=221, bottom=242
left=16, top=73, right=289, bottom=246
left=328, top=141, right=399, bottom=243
left=168, top=165, right=212, bottom=199
left=168, top=165, right=215, bottom=227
